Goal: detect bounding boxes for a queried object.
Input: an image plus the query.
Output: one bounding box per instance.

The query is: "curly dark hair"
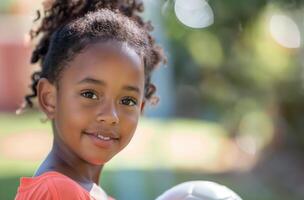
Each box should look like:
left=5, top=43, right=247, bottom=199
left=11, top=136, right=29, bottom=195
left=20, top=0, right=165, bottom=112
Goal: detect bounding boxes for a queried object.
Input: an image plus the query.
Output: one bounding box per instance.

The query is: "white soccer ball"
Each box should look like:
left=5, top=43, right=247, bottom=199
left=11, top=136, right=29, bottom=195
left=155, top=181, right=242, bottom=200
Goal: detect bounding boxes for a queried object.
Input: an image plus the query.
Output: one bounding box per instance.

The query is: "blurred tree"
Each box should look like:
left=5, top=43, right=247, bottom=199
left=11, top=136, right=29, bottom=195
left=162, top=0, right=304, bottom=150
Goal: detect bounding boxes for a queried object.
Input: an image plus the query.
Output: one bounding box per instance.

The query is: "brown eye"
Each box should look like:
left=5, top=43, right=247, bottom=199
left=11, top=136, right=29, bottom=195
left=120, top=97, right=137, bottom=106
left=80, top=91, right=98, bottom=100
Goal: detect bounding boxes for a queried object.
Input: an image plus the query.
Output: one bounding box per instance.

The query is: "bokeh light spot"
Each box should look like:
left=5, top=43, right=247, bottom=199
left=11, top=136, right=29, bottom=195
left=174, top=0, right=214, bottom=28
left=269, top=14, right=301, bottom=48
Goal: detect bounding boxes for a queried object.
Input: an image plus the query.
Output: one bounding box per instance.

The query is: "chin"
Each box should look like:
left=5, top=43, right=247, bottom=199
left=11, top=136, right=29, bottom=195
left=88, top=155, right=115, bottom=166
left=88, top=160, right=107, bottom=166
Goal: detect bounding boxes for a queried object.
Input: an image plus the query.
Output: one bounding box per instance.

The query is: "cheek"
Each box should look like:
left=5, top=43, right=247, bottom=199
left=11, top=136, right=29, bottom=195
left=120, top=110, right=140, bottom=141
left=55, top=94, right=90, bottom=134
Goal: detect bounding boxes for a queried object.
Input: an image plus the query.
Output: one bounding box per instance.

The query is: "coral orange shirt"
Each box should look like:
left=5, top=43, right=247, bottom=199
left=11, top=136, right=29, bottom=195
left=15, top=171, right=115, bottom=200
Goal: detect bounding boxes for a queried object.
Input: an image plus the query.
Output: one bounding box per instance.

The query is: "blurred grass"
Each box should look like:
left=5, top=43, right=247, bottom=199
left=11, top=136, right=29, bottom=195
left=0, top=111, right=49, bottom=178
left=0, top=111, right=50, bottom=136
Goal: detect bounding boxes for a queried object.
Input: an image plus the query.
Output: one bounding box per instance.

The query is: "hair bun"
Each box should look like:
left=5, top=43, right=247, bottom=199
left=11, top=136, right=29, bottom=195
left=30, top=0, right=146, bottom=65
left=41, top=0, right=144, bottom=18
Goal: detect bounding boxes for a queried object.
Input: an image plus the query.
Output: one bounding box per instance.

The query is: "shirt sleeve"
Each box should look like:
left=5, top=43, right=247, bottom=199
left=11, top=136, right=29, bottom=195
left=15, top=177, right=90, bottom=200
left=46, top=177, right=89, bottom=200
left=15, top=181, right=53, bottom=200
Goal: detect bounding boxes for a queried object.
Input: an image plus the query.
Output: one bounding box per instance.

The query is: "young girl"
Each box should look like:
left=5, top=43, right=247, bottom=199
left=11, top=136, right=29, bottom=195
left=14, top=0, right=164, bottom=199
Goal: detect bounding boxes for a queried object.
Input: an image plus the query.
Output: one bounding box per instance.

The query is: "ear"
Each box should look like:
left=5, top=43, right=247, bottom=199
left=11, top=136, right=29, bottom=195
left=140, top=100, right=146, bottom=115
left=37, top=78, right=57, bottom=120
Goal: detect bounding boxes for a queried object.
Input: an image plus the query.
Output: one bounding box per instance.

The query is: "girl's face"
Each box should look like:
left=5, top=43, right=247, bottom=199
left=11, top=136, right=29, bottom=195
left=41, top=42, right=145, bottom=165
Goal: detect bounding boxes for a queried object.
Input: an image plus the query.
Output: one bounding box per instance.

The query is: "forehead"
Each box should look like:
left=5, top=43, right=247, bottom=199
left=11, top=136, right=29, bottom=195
left=59, top=41, right=145, bottom=84
left=70, top=41, right=143, bottom=70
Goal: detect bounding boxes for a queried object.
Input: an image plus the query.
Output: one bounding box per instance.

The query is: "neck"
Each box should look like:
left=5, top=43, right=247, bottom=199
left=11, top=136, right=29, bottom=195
left=35, top=139, right=104, bottom=190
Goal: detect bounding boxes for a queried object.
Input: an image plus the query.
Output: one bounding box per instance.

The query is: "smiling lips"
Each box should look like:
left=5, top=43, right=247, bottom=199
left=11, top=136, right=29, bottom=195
left=83, top=131, right=119, bottom=149
left=83, top=131, right=119, bottom=141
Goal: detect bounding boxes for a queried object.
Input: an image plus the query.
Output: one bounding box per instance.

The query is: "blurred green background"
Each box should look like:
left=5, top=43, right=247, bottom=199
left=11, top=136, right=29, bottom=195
left=1, top=0, right=304, bottom=199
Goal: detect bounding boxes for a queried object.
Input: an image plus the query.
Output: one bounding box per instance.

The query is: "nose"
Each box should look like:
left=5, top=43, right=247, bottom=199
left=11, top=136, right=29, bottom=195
left=96, top=99, right=119, bottom=125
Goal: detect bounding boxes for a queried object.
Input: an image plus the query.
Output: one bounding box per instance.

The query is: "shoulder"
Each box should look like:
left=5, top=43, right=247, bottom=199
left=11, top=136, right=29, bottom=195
left=46, top=172, right=89, bottom=198
left=15, top=171, right=90, bottom=200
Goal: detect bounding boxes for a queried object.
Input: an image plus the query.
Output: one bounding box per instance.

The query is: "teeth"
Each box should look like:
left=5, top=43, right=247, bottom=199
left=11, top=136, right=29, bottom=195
left=96, top=134, right=111, bottom=141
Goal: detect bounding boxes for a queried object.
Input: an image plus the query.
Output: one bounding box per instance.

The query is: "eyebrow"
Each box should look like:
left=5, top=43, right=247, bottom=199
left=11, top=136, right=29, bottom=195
left=77, top=77, right=106, bottom=85
left=122, top=85, right=141, bottom=94
left=77, top=77, right=141, bottom=94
